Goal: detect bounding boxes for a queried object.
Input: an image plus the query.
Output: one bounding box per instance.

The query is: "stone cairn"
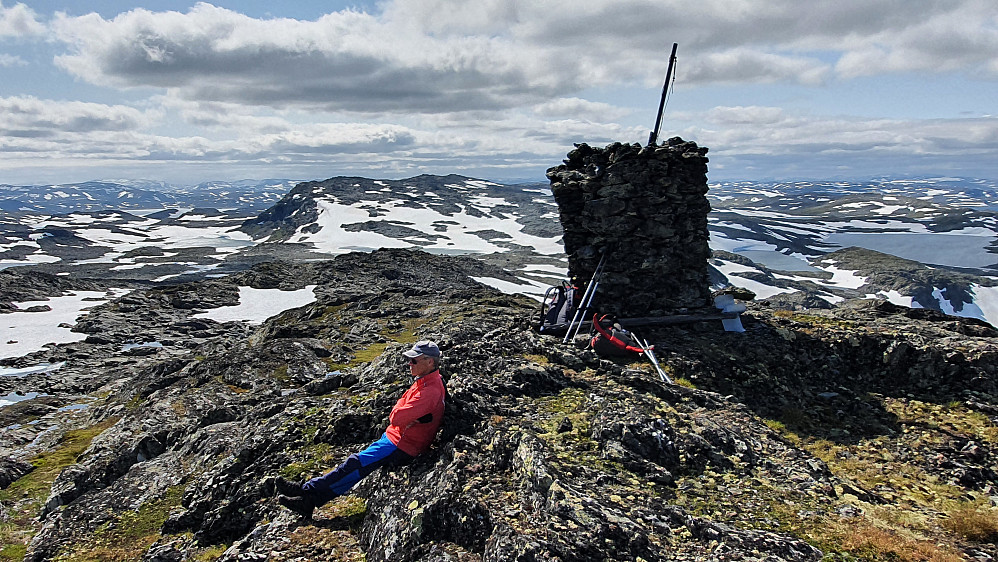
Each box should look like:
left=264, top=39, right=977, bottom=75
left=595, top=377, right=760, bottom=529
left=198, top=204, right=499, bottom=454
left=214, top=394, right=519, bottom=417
left=546, top=137, right=713, bottom=318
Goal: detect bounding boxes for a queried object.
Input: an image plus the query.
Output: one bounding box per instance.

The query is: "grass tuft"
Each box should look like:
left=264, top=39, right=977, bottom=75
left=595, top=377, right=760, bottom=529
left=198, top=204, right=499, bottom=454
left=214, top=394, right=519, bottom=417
left=822, top=518, right=963, bottom=562
left=521, top=354, right=549, bottom=365
left=942, top=501, right=998, bottom=543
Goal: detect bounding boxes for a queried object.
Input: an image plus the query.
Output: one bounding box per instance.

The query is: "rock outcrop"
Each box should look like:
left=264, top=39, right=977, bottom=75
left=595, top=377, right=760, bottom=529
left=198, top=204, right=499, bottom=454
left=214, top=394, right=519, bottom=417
left=2, top=249, right=997, bottom=561
left=0, top=269, right=107, bottom=311
left=547, top=139, right=713, bottom=317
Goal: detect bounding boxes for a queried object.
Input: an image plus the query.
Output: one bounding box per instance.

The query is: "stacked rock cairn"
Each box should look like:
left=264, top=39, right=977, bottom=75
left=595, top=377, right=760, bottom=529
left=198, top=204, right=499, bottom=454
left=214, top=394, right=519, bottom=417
left=546, top=137, right=713, bottom=318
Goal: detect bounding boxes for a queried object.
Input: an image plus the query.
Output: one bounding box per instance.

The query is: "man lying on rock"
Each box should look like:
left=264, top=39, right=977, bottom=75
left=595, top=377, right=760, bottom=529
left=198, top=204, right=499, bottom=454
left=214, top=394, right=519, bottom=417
left=275, top=340, right=446, bottom=518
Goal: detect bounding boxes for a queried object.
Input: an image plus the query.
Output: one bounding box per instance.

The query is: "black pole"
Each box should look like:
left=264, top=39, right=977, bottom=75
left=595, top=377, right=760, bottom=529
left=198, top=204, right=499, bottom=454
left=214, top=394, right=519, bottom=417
left=648, top=43, right=679, bottom=146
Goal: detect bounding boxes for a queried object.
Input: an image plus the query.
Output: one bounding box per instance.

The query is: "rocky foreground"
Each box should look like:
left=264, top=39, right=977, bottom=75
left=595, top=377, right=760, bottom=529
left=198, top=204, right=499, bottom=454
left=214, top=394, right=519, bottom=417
left=2, top=249, right=998, bottom=561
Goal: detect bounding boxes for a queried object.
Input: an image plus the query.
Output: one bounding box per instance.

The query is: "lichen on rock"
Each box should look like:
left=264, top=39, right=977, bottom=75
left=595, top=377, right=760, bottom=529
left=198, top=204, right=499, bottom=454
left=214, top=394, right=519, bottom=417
left=1, top=248, right=997, bottom=561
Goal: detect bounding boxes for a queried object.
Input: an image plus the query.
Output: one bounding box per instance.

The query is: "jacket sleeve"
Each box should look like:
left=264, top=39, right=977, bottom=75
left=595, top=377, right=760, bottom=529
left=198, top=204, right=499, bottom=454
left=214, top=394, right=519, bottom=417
left=389, top=387, right=438, bottom=428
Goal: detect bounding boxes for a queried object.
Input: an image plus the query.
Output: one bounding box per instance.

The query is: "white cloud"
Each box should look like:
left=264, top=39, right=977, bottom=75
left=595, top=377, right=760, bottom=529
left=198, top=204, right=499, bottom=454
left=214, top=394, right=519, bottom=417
left=532, top=98, right=630, bottom=121
left=708, top=112, right=998, bottom=157
left=834, top=1, right=998, bottom=77
left=50, top=3, right=540, bottom=114
left=2, top=1, right=996, bottom=184
left=706, top=106, right=787, bottom=126
left=42, top=0, right=998, bottom=117
left=156, top=96, right=313, bottom=133
left=0, top=2, right=44, bottom=37
left=680, top=105, right=998, bottom=179
left=684, top=49, right=830, bottom=85
left=382, top=0, right=520, bottom=36
left=0, top=52, right=25, bottom=66
left=0, top=95, right=156, bottom=134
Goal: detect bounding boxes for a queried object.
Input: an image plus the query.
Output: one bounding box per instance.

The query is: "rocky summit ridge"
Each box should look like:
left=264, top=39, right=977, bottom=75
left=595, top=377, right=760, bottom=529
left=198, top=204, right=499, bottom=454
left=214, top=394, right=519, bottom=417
left=2, top=249, right=998, bottom=561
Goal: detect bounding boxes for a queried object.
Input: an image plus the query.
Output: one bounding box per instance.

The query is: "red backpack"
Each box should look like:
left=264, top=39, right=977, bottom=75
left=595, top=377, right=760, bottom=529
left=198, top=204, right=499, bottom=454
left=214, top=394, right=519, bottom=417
left=590, top=314, right=645, bottom=357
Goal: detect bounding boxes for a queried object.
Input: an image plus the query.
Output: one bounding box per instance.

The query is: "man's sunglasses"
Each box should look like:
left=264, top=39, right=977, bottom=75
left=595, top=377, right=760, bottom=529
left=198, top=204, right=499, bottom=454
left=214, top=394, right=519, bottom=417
left=408, top=357, right=423, bottom=364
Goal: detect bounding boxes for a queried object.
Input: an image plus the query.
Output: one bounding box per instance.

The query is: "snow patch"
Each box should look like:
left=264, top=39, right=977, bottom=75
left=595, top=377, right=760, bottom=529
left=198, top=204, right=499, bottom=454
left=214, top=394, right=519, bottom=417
left=471, top=276, right=549, bottom=301
left=724, top=275, right=796, bottom=299
left=0, top=362, right=65, bottom=378
left=2, top=290, right=127, bottom=360
left=876, top=290, right=916, bottom=308
left=192, top=286, right=317, bottom=325
left=969, top=284, right=998, bottom=327
left=819, top=264, right=867, bottom=289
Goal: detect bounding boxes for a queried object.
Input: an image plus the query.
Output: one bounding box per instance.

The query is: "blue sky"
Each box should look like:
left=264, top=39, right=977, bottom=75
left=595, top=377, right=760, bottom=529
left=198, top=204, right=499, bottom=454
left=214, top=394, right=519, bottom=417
left=1, top=0, right=996, bottom=186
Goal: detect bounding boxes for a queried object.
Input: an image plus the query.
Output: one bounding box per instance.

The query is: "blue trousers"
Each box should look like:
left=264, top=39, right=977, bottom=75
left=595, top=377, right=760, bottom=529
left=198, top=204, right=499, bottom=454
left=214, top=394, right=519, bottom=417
left=302, top=433, right=413, bottom=506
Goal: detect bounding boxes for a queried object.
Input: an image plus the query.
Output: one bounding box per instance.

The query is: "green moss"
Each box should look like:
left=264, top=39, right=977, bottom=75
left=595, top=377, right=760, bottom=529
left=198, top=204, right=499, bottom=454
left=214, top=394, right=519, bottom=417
left=324, top=342, right=389, bottom=372
left=0, top=539, right=27, bottom=562
left=521, top=354, right=549, bottom=365
left=0, top=418, right=120, bottom=560
left=352, top=343, right=388, bottom=363
left=125, top=395, right=143, bottom=411
left=887, top=398, right=998, bottom=443
left=308, top=304, right=350, bottom=326
left=319, top=496, right=367, bottom=530
left=280, top=443, right=336, bottom=481
left=790, top=399, right=988, bottom=560
left=533, top=388, right=634, bottom=477
left=762, top=418, right=803, bottom=446
left=53, top=485, right=186, bottom=562
left=536, top=388, right=587, bottom=422
left=0, top=417, right=120, bottom=508
left=272, top=364, right=290, bottom=383
left=763, top=418, right=786, bottom=432
left=673, top=467, right=815, bottom=532
left=380, top=316, right=430, bottom=341
left=189, top=544, right=229, bottom=562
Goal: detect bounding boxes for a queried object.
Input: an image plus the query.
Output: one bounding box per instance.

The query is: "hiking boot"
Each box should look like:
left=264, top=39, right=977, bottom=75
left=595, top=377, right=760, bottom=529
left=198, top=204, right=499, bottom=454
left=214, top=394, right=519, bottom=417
left=278, top=494, right=315, bottom=518
left=274, top=477, right=304, bottom=497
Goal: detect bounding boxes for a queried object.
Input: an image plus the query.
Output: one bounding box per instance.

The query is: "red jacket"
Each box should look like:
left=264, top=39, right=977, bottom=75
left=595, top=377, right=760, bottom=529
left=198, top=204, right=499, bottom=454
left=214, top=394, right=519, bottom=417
left=385, top=370, right=445, bottom=456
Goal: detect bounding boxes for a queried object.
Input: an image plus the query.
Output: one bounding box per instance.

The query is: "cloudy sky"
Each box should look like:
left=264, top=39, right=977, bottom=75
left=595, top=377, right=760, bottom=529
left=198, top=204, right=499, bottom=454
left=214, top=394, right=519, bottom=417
left=1, top=1, right=996, bottom=186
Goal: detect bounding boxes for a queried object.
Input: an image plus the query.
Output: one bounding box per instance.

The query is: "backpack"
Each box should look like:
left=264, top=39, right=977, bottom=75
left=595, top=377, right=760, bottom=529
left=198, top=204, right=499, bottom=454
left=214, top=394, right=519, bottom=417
left=537, top=281, right=579, bottom=335
left=590, top=314, right=645, bottom=357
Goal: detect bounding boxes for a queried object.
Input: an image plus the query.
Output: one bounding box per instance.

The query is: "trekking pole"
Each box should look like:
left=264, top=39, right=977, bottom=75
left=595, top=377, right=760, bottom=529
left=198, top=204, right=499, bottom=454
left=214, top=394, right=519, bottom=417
left=563, top=253, right=606, bottom=343
left=638, top=336, right=672, bottom=384
left=648, top=43, right=679, bottom=146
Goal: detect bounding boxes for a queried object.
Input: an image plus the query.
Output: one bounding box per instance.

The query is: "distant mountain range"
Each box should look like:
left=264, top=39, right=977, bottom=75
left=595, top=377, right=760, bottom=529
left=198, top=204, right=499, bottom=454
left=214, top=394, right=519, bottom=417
left=2, top=174, right=996, bottom=325
left=0, top=179, right=300, bottom=213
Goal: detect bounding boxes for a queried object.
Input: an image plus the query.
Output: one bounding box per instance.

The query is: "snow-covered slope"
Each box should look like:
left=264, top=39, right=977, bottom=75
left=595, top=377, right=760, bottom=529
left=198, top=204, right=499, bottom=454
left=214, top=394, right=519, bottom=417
left=3, top=174, right=997, bottom=325
left=244, top=175, right=562, bottom=255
